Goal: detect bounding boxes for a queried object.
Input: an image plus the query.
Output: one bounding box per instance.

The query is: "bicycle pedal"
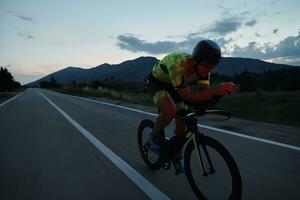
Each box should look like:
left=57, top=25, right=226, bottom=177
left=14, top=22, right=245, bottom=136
left=203, top=172, right=209, bottom=177
left=143, top=143, right=149, bottom=151
left=162, top=161, right=171, bottom=170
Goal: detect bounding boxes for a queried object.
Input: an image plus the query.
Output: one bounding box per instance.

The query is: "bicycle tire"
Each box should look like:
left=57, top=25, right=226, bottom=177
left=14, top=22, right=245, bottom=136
left=184, top=136, right=242, bottom=200
left=137, top=119, right=161, bottom=170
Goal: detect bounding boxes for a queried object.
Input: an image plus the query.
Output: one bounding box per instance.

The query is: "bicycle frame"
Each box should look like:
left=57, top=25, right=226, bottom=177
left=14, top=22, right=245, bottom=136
left=161, top=108, right=229, bottom=175
left=182, top=112, right=216, bottom=176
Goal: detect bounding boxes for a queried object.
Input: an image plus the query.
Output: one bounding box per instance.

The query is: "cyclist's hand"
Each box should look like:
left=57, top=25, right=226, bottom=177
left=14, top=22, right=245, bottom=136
left=214, top=82, right=236, bottom=96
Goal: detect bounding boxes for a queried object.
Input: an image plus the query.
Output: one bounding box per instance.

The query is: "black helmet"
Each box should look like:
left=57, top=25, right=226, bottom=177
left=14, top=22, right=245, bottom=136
left=192, top=39, right=221, bottom=66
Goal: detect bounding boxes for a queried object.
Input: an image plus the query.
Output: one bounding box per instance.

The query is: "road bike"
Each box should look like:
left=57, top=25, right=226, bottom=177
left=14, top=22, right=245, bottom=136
left=137, top=99, right=242, bottom=199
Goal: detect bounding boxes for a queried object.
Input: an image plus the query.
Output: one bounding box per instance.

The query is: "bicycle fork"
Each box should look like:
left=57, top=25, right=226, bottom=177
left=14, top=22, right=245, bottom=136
left=190, top=133, right=215, bottom=176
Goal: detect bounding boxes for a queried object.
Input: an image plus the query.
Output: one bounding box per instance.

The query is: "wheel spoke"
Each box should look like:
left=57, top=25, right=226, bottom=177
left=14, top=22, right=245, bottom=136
left=193, top=135, right=208, bottom=176
left=202, top=143, right=215, bottom=174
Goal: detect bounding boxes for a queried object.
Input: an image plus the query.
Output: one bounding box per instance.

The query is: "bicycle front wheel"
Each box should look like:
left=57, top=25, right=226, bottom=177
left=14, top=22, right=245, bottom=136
left=184, top=136, right=242, bottom=200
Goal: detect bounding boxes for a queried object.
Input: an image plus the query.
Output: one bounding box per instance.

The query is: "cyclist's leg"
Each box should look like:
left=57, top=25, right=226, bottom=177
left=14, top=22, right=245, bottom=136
left=174, top=102, right=188, bottom=137
left=153, top=91, right=176, bottom=138
left=170, top=102, right=188, bottom=158
left=175, top=118, right=185, bottom=136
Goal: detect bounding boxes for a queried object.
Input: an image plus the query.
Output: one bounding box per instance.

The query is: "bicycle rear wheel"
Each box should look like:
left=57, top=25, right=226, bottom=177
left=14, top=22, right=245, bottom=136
left=184, top=136, right=242, bottom=200
left=137, top=119, right=161, bottom=170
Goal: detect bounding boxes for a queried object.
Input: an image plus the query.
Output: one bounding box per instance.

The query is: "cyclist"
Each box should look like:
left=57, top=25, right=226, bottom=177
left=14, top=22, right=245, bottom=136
left=145, top=39, right=236, bottom=173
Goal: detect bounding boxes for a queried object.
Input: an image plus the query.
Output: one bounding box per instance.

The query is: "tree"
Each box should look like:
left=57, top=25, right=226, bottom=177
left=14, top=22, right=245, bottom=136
left=39, top=81, right=50, bottom=88
left=238, top=70, right=257, bottom=92
left=49, top=76, right=61, bottom=88
left=0, top=67, right=21, bottom=91
left=39, top=76, right=62, bottom=88
left=78, top=82, right=87, bottom=88
left=91, top=80, right=100, bottom=89
left=70, top=80, right=77, bottom=88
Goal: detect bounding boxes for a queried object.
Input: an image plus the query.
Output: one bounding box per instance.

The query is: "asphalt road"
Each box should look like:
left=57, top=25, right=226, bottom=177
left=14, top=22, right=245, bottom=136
left=0, top=89, right=299, bottom=200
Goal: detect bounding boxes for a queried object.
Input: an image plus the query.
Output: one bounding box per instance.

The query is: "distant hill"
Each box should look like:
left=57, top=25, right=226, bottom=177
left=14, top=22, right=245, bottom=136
left=27, top=56, right=297, bottom=86
left=216, top=57, right=294, bottom=75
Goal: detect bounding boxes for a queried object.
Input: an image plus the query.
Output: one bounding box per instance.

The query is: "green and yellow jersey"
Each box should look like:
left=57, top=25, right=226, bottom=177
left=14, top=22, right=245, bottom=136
left=152, top=52, right=210, bottom=89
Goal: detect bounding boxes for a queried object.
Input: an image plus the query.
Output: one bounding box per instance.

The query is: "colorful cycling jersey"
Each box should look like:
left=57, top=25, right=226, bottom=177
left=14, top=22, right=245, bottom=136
left=152, top=52, right=210, bottom=89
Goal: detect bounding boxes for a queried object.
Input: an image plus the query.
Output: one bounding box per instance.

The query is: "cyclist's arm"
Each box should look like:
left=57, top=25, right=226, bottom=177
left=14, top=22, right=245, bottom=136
left=177, top=82, right=236, bottom=102
left=176, top=87, right=216, bottom=102
left=176, top=73, right=213, bottom=102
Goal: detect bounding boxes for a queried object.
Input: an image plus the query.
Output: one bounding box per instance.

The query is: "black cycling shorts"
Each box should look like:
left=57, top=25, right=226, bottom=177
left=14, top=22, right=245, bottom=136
left=145, top=73, right=183, bottom=104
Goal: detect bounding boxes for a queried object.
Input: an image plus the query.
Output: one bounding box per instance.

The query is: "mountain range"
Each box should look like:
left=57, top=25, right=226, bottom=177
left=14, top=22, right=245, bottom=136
left=27, top=56, right=297, bottom=86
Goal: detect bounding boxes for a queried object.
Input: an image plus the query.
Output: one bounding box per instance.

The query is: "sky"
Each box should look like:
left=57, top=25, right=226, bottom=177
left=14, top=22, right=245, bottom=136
left=0, top=0, right=299, bottom=84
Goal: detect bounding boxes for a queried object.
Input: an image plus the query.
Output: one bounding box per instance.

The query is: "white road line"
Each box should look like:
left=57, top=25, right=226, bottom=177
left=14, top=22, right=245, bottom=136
left=48, top=90, right=300, bottom=152
left=37, top=90, right=170, bottom=200
left=0, top=91, right=24, bottom=108
left=197, top=124, right=300, bottom=152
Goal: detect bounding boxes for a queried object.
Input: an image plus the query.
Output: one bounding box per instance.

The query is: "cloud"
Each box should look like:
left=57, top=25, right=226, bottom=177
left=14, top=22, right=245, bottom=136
left=6, top=11, right=34, bottom=22
left=232, top=41, right=266, bottom=59
left=270, top=57, right=300, bottom=66
left=273, top=29, right=279, bottom=34
left=207, top=17, right=242, bottom=35
left=116, top=33, right=233, bottom=55
left=265, top=33, right=300, bottom=58
left=18, top=33, right=35, bottom=39
left=117, top=15, right=250, bottom=55
left=206, top=14, right=257, bottom=36
left=18, top=15, right=33, bottom=21
left=231, top=33, right=300, bottom=65
left=275, top=11, right=281, bottom=15
left=245, top=19, right=257, bottom=27
left=117, top=34, right=199, bottom=54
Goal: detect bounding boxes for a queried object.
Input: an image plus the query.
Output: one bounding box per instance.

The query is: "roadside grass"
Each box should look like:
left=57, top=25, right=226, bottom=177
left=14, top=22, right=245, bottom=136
left=55, top=87, right=154, bottom=106
left=54, top=87, right=300, bottom=127
left=0, top=93, right=14, bottom=102
left=0, top=89, right=24, bottom=103
left=215, top=90, right=300, bottom=127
